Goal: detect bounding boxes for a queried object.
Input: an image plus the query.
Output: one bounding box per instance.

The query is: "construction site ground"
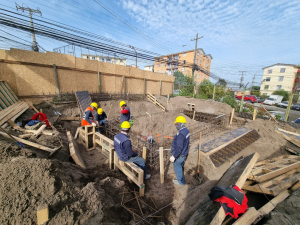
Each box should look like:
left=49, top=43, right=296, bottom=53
left=0, top=96, right=299, bottom=224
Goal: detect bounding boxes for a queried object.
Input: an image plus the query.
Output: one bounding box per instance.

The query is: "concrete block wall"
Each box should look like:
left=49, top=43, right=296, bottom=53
left=0, top=48, right=174, bottom=96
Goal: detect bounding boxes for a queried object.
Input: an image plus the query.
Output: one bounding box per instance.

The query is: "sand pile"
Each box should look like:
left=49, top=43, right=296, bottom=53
left=0, top=157, right=130, bottom=224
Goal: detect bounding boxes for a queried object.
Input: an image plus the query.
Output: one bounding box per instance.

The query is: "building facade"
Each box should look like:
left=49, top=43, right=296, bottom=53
left=144, top=65, right=154, bottom=72
left=260, top=63, right=300, bottom=96
left=82, top=54, right=126, bottom=66
left=153, top=48, right=212, bottom=85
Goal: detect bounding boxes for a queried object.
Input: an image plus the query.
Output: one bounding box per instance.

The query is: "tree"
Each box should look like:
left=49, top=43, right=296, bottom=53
left=198, top=80, right=226, bottom=101
left=272, top=89, right=289, bottom=101
left=179, top=76, right=195, bottom=96
left=174, top=71, right=187, bottom=85
left=251, top=86, right=260, bottom=91
left=216, top=78, right=227, bottom=87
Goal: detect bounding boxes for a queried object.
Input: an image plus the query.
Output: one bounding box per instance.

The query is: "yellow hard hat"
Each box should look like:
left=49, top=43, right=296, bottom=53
left=120, top=101, right=126, bottom=107
left=174, top=116, right=187, bottom=124
left=121, top=121, right=131, bottom=129
left=91, top=102, right=98, bottom=109
left=97, top=108, right=103, bottom=115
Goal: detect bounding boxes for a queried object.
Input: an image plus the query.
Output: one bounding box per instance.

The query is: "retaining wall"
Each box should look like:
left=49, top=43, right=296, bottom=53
left=0, top=48, right=174, bottom=97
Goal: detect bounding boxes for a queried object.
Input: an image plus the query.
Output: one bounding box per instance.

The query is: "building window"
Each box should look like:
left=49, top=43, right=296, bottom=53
left=276, top=85, right=282, bottom=90
left=200, top=61, right=202, bottom=65
left=264, top=85, right=269, bottom=90
left=268, top=69, right=272, bottom=74
left=204, top=77, right=206, bottom=80
left=161, top=69, right=163, bottom=73
left=161, top=64, right=164, bottom=67
left=182, top=67, right=185, bottom=71
left=263, top=93, right=267, bottom=96
left=278, top=76, right=284, bottom=81
left=87, top=56, right=90, bottom=59
left=197, top=52, right=199, bottom=55
left=157, top=64, right=159, bottom=67
left=183, top=60, right=186, bottom=64
left=157, top=70, right=159, bottom=73
left=92, top=56, right=95, bottom=60
left=266, top=77, right=271, bottom=81
left=106, top=58, right=111, bottom=62
left=280, top=68, right=286, bottom=73
left=183, top=53, right=186, bottom=57
left=206, top=64, right=209, bottom=68
left=101, top=58, right=105, bottom=62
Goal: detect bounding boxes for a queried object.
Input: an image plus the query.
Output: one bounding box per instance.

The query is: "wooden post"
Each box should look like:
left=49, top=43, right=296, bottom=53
left=123, top=76, right=126, bottom=94
left=230, top=108, right=235, bottom=125
left=127, top=92, right=129, bottom=103
left=144, top=78, right=146, bottom=95
left=172, top=82, right=174, bottom=95
left=197, top=132, right=202, bottom=175
left=142, top=146, right=147, bottom=161
left=159, top=147, right=164, bottom=183
left=167, top=94, right=169, bottom=105
left=192, top=110, right=196, bottom=120
left=239, top=87, right=246, bottom=113
left=53, top=64, right=60, bottom=96
left=284, top=93, right=293, bottom=121
left=40, top=109, right=43, bottom=113
left=193, top=86, right=196, bottom=98
left=159, top=80, right=162, bottom=96
left=253, top=108, right=257, bottom=120
left=97, top=71, right=101, bottom=93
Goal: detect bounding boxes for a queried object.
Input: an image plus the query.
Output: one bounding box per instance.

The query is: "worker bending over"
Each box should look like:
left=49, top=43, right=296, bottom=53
left=120, top=101, right=130, bottom=124
left=96, top=108, right=108, bottom=133
left=170, top=116, right=190, bottom=185
left=114, top=121, right=151, bottom=180
left=81, top=102, right=98, bottom=127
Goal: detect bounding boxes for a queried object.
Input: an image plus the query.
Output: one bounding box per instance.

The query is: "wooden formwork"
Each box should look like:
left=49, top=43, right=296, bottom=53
left=114, top=151, right=145, bottom=196
left=146, top=92, right=166, bottom=111
left=95, top=132, right=114, bottom=169
left=78, top=125, right=96, bottom=151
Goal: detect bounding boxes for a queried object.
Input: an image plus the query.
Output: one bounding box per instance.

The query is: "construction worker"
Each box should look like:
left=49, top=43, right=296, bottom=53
left=170, top=116, right=190, bottom=186
left=114, top=121, right=151, bottom=180
left=96, top=108, right=108, bottom=133
left=120, top=101, right=130, bottom=124
left=81, top=102, right=98, bottom=127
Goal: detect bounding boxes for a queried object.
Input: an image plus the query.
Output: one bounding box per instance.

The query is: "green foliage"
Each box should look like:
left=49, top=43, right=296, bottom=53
left=216, top=78, right=227, bottom=87
left=174, top=71, right=187, bottom=85
left=251, top=86, right=260, bottom=91
left=179, top=76, right=195, bottom=97
left=251, top=90, right=260, bottom=96
left=198, top=80, right=226, bottom=101
left=272, top=89, right=289, bottom=101
left=222, top=95, right=237, bottom=108
left=275, top=113, right=282, bottom=120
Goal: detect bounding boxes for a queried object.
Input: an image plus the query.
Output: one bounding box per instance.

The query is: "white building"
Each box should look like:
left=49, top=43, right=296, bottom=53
left=82, top=54, right=126, bottom=66
left=144, top=65, right=154, bottom=72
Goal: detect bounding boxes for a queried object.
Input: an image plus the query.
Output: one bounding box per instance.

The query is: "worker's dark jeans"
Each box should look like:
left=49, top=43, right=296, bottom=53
left=97, top=119, right=107, bottom=134
left=173, top=155, right=186, bottom=185
left=126, top=156, right=146, bottom=179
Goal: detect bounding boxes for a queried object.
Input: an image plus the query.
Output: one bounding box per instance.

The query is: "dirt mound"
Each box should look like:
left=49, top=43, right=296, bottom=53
left=0, top=158, right=130, bottom=224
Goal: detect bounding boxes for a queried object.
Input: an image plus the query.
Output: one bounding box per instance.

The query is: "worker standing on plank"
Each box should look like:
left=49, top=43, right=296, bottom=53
left=114, top=121, right=151, bottom=180
left=81, top=102, right=98, bottom=127
left=120, top=101, right=131, bottom=124
left=170, top=116, right=190, bottom=185
left=95, top=108, right=108, bottom=133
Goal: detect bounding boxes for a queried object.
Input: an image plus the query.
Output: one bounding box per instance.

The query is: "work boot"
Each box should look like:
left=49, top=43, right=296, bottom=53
left=145, top=174, right=151, bottom=180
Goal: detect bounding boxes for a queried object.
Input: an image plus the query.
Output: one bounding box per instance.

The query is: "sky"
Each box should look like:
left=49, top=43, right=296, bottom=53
left=0, top=0, right=299, bottom=87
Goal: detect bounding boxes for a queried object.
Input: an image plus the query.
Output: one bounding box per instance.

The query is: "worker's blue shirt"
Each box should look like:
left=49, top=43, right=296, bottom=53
left=114, top=132, right=137, bottom=161
left=95, top=112, right=107, bottom=122
left=171, top=127, right=190, bottom=159
left=83, top=109, right=93, bottom=124
left=120, top=106, right=131, bottom=123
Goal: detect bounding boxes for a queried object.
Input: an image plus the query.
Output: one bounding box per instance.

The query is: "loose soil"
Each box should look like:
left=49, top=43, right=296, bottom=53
left=0, top=96, right=299, bottom=224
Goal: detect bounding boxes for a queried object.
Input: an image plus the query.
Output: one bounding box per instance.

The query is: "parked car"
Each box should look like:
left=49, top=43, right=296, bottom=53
left=277, top=101, right=293, bottom=108
left=292, top=118, right=300, bottom=124
left=235, top=95, right=257, bottom=103
left=263, top=95, right=283, bottom=105
left=291, top=103, right=300, bottom=111
left=256, top=97, right=264, bottom=103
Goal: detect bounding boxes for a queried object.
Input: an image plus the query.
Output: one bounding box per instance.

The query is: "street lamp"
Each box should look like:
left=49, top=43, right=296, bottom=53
left=129, top=45, right=137, bottom=68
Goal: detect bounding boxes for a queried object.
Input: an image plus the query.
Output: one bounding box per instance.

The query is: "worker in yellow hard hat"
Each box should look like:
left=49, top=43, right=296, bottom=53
left=81, top=102, right=98, bottom=126
left=170, top=116, right=190, bottom=186
left=95, top=108, right=108, bottom=133
left=120, top=100, right=131, bottom=123
left=114, top=121, right=151, bottom=180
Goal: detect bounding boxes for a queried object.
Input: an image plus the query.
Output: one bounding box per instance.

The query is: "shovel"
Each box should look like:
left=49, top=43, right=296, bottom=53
left=197, top=132, right=203, bottom=184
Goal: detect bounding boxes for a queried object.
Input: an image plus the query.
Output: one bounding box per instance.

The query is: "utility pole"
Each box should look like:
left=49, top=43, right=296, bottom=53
left=16, top=3, right=42, bottom=52
left=239, top=71, right=246, bottom=89
left=129, top=45, right=137, bottom=68
left=191, top=33, right=203, bottom=83
left=250, top=74, right=256, bottom=90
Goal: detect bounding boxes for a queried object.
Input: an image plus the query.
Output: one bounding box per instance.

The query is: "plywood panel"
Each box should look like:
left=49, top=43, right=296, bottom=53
left=115, top=64, right=130, bottom=76
left=45, top=51, right=75, bottom=68
left=98, top=61, right=116, bottom=74
left=101, top=74, right=116, bottom=93
left=147, top=80, right=160, bottom=95
left=75, top=57, right=98, bottom=71
left=127, top=77, right=144, bottom=94
left=0, top=63, right=18, bottom=96
left=161, top=81, right=172, bottom=95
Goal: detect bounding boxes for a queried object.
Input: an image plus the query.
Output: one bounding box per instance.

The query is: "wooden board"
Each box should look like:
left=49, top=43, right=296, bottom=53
left=232, top=207, right=259, bottom=225
left=75, top=91, right=96, bottom=118
left=243, top=168, right=300, bottom=196
left=0, top=81, right=18, bottom=107
left=209, top=130, right=260, bottom=167
left=67, top=131, right=86, bottom=168
left=185, top=152, right=259, bottom=225
left=201, top=127, right=251, bottom=154
left=1, top=81, right=18, bottom=102
left=146, top=92, right=166, bottom=111
left=95, top=132, right=114, bottom=169
left=248, top=155, right=300, bottom=182
left=37, top=206, right=49, bottom=225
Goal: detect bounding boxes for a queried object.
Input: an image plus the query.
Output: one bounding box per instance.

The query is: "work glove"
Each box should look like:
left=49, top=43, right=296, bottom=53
left=170, top=155, right=175, bottom=162
left=92, top=122, right=96, bottom=127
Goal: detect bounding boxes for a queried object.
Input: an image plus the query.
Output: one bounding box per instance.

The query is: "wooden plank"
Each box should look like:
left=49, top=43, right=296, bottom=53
left=0, top=83, right=15, bottom=104
left=0, top=88, right=11, bottom=106
left=142, top=146, right=147, bottom=161
left=25, top=99, right=39, bottom=113
left=37, top=205, right=49, bottom=225
left=232, top=207, right=259, bottom=225
left=230, top=108, right=234, bottom=125
left=159, top=147, right=164, bottom=184
left=0, top=97, right=7, bottom=109
left=285, top=147, right=300, bottom=156
left=0, top=103, right=28, bottom=126
left=32, top=125, right=47, bottom=137
left=67, top=131, right=86, bottom=168
left=19, top=133, right=32, bottom=138
left=0, top=131, right=59, bottom=153
left=1, top=81, right=18, bottom=102
left=277, top=127, right=300, bottom=137
left=185, top=152, right=259, bottom=225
